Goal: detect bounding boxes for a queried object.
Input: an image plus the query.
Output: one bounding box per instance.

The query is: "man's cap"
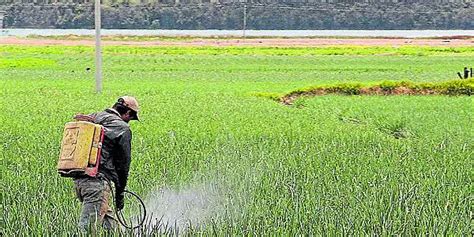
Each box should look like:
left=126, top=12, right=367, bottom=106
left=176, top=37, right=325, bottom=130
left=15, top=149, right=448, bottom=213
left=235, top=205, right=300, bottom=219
left=118, top=96, right=140, bottom=120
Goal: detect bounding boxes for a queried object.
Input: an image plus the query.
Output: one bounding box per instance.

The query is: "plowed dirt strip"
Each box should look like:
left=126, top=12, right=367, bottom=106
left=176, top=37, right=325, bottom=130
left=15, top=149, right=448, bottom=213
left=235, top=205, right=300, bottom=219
left=0, top=37, right=473, bottom=47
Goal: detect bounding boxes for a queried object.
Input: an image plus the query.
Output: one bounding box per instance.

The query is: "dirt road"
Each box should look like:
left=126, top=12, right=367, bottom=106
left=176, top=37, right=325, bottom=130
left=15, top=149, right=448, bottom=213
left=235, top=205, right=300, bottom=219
left=1, top=37, right=472, bottom=47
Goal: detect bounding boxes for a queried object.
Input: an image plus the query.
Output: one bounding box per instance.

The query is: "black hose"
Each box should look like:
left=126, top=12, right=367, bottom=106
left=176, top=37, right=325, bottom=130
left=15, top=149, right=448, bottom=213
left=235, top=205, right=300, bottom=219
left=116, top=190, right=147, bottom=230
left=104, top=178, right=147, bottom=230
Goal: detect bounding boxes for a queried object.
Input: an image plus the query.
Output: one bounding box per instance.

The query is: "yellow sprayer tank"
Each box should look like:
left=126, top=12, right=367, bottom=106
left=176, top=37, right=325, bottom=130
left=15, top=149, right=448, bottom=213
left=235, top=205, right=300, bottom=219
left=57, top=121, right=104, bottom=177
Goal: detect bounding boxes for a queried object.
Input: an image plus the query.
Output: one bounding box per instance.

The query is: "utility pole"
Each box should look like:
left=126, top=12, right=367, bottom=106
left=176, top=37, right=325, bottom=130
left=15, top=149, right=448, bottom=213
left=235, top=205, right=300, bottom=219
left=242, top=1, right=247, bottom=38
left=95, top=0, right=103, bottom=93
left=0, top=10, right=5, bottom=29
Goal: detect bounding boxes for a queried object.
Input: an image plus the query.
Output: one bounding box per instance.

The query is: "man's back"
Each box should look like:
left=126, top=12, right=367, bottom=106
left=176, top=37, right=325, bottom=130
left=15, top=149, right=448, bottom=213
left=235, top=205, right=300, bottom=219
left=93, top=108, right=132, bottom=194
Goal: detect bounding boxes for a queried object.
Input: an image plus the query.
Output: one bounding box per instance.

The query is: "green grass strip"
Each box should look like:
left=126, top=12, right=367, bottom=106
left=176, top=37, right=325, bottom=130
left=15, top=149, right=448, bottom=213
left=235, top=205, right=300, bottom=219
left=277, top=79, right=474, bottom=104
left=1, top=45, right=473, bottom=56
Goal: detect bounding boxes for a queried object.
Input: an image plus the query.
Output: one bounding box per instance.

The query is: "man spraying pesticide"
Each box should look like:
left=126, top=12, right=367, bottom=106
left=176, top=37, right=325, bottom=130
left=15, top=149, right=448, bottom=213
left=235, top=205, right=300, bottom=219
left=57, top=96, right=146, bottom=231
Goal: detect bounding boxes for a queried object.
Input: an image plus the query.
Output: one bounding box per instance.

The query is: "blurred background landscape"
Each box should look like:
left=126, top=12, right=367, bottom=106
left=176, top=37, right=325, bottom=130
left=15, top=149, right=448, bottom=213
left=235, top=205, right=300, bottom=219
left=0, top=0, right=472, bottom=30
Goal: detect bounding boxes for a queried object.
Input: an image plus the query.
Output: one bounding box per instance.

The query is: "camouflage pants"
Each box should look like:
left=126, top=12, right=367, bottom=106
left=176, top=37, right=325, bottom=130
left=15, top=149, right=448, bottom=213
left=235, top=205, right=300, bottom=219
left=74, top=177, right=116, bottom=231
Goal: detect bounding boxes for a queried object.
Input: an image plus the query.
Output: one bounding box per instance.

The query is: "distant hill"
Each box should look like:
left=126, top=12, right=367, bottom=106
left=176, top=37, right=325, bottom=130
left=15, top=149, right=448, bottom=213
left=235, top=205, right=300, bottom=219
left=1, top=1, right=472, bottom=29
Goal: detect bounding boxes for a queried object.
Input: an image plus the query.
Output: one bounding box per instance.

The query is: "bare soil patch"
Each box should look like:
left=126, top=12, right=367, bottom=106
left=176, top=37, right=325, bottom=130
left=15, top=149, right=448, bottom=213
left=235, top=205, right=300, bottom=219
left=0, top=37, right=473, bottom=47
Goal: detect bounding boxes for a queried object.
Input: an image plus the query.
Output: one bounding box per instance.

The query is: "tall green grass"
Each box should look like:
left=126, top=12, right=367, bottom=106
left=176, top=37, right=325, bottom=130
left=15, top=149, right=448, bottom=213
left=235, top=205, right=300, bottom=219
left=0, top=45, right=472, bottom=235
left=1, top=45, right=473, bottom=56
left=276, top=79, right=474, bottom=104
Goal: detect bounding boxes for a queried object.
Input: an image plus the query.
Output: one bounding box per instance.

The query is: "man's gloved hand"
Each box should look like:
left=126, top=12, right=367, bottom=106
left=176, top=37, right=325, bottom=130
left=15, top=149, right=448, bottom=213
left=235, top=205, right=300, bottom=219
left=115, top=192, right=125, bottom=210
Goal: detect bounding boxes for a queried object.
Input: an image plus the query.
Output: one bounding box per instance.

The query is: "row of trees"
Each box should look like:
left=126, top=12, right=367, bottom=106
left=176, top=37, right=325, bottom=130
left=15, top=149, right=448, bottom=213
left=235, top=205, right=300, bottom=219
left=3, top=3, right=473, bottom=29
left=0, top=0, right=469, bottom=4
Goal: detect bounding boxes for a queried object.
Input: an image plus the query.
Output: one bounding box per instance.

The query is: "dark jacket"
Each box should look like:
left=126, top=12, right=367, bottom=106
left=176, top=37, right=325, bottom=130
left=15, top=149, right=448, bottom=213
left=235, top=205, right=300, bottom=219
left=91, top=108, right=132, bottom=195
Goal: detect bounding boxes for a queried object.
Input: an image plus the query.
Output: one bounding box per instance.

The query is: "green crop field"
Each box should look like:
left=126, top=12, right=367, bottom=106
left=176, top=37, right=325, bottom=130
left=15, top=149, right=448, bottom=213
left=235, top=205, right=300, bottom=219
left=1, top=45, right=472, bottom=235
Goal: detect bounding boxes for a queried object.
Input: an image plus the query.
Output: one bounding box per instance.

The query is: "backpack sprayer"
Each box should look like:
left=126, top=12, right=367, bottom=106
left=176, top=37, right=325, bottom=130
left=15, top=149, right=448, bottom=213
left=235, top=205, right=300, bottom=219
left=57, top=121, right=146, bottom=230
